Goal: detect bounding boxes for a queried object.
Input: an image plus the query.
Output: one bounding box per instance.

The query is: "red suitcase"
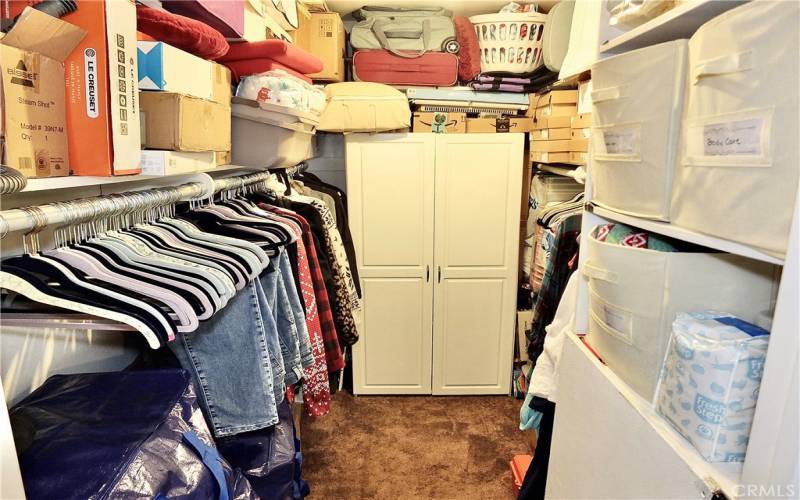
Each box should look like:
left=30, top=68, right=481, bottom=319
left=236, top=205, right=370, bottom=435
left=353, top=50, right=458, bottom=87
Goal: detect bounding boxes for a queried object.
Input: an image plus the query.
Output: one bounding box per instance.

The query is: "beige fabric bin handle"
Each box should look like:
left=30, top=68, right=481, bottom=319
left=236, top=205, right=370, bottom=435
left=693, top=51, right=753, bottom=83
left=582, top=262, right=619, bottom=283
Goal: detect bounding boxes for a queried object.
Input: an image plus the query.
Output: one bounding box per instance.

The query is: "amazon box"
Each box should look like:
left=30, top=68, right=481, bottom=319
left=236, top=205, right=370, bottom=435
left=413, top=111, right=466, bottom=133
left=0, top=8, right=85, bottom=177
left=466, top=116, right=531, bottom=133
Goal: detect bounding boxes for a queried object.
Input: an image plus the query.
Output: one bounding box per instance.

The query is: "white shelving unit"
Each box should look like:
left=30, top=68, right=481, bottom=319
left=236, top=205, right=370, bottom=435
left=547, top=1, right=799, bottom=498
left=589, top=204, right=784, bottom=266
left=599, top=0, right=748, bottom=54
left=559, top=334, right=745, bottom=497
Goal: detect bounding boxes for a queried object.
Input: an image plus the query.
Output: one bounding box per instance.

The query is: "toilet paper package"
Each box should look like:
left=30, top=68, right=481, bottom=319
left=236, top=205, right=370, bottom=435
left=655, top=311, right=769, bottom=463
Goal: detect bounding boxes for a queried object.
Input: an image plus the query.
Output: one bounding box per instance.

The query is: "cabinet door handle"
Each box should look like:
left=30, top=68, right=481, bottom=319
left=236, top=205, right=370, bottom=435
left=426, top=265, right=430, bottom=282
left=437, top=267, right=442, bottom=283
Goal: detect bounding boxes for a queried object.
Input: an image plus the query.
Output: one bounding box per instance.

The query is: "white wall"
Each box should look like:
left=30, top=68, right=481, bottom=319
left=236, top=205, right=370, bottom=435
left=307, top=133, right=347, bottom=192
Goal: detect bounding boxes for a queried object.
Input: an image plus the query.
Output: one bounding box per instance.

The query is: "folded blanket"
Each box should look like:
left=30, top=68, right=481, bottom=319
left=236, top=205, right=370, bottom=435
left=476, top=75, right=540, bottom=85
left=224, top=59, right=312, bottom=83
left=470, top=82, right=538, bottom=93
left=218, top=39, right=323, bottom=74
left=595, top=223, right=677, bottom=251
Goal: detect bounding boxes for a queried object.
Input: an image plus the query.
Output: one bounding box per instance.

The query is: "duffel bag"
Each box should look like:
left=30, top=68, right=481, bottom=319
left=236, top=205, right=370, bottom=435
left=351, top=6, right=459, bottom=58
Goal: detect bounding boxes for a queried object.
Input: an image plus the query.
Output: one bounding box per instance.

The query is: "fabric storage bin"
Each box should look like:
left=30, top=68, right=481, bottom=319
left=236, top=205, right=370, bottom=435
left=671, top=1, right=800, bottom=258
left=584, top=228, right=775, bottom=402
left=231, top=97, right=317, bottom=168
left=591, top=40, right=688, bottom=221
left=655, top=312, right=769, bottom=463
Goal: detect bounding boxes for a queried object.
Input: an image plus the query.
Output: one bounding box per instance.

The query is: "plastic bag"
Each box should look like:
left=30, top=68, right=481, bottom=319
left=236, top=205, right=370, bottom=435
left=236, top=70, right=326, bottom=115
left=655, top=312, right=769, bottom=462
left=10, top=370, right=257, bottom=500
left=217, top=400, right=300, bottom=500
left=608, top=0, right=674, bottom=29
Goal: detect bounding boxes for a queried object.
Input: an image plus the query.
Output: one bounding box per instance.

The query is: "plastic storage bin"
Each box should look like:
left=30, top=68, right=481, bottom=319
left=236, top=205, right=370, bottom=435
left=231, top=97, right=317, bottom=168
left=590, top=40, right=688, bottom=221
left=671, top=1, right=800, bottom=259
left=655, top=312, right=769, bottom=463
left=584, top=227, right=775, bottom=402
left=469, top=13, right=547, bottom=74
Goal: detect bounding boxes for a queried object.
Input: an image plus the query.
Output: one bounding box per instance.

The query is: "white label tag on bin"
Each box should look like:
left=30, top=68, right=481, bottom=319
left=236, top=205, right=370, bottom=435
left=602, top=129, right=639, bottom=155
left=703, top=117, right=763, bottom=156
left=603, top=305, right=630, bottom=337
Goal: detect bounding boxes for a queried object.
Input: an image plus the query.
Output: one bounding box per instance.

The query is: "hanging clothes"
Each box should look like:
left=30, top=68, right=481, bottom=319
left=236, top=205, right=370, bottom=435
left=0, top=172, right=362, bottom=432
left=526, top=193, right=583, bottom=366
left=269, top=192, right=362, bottom=348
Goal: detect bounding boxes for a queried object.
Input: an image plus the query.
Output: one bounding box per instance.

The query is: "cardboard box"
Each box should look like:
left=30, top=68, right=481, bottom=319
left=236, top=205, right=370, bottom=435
left=214, top=150, right=232, bottom=166
left=412, top=112, right=466, bottom=134
left=569, top=151, right=588, bottom=164
left=531, top=139, right=571, bottom=152
left=569, top=138, right=589, bottom=152
left=62, top=0, right=141, bottom=176
left=534, top=104, right=578, bottom=120
left=0, top=8, right=85, bottom=177
left=138, top=41, right=214, bottom=100
left=240, top=0, right=292, bottom=43
left=571, top=113, right=592, bottom=129
left=531, top=128, right=570, bottom=141
left=533, top=89, right=578, bottom=109
left=571, top=127, right=591, bottom=139
left=530, top=151, right=571, bottom=164
left=532, top=115, right=571, bottom=130
left=466, top=116, right=531, bottom=133
left=292, top=12, right=345, bottom=82
left=139, top=92, right=231, bottom=151
left=211, top=62, right=232, bottom=106
left=140, top=150, right=215, bottom=175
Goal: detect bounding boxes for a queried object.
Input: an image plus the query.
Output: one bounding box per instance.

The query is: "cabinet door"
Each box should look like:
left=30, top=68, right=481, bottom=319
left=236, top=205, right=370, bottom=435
left=346, top=134, right=435, bottom=394
left=432, top=134, right=523, bottom=395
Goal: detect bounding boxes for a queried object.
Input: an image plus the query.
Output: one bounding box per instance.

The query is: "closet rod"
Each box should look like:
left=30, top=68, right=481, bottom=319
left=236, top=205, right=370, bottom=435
left=0, top=170, right=278, bottom=237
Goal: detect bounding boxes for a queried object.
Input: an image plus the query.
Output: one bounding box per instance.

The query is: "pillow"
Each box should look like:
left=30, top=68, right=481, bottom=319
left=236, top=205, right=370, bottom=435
left=136, top=4, right=229, bottom=60
left=218, top=39, right=323, bottom=75
left=454, top=16, right=481, bottom=82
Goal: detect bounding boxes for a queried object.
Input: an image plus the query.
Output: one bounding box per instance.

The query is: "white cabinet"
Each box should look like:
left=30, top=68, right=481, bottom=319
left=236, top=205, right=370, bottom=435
left=346, top=133, right=523, bottom=395
left=346, top=134, right=435, bottom=395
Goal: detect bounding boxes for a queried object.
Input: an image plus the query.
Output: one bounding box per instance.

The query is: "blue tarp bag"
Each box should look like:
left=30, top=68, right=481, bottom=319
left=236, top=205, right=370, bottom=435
left=10, top=369, right=257, bottom=500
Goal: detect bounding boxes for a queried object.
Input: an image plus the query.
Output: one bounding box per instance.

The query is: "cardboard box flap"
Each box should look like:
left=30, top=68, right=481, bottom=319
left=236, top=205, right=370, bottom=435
left=2, top=8, right=86, bottom=61
left=247, top=0, right=266, bottom=15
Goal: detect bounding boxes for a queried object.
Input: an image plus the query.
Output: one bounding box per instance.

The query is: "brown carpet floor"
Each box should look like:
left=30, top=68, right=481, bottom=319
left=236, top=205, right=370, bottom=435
left=300, top=393, right=528, bottom=499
